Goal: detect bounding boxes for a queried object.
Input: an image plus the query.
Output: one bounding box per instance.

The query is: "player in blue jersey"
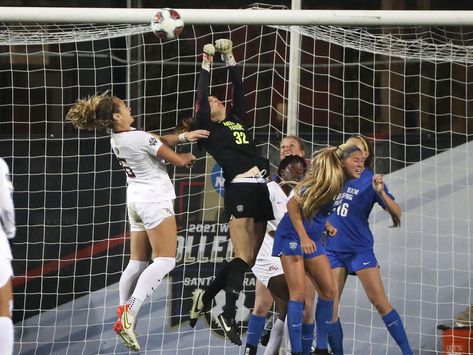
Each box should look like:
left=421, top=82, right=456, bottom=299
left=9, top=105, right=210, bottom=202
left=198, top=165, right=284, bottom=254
left=245, top=154, right=308, bottom=355
left=272, top=143, right=366, bottom=355
left=322, top=135, right=412, bottom=355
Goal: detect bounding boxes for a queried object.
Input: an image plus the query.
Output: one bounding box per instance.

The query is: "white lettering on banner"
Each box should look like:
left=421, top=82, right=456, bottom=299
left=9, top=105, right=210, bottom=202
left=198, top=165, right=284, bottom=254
left=187, top=223, right=229, bottom=233
left=211, top=235, right=227, bottom=262
left=175, top=223, right=232, bottom=263
left=183, top=276, right=214, bottom=286
left=183, top=235, right=195, bottom=262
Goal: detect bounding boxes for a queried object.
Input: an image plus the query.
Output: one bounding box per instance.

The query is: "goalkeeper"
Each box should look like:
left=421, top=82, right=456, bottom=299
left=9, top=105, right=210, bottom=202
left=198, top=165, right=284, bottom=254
left=186, top=39, right=274, bottom=346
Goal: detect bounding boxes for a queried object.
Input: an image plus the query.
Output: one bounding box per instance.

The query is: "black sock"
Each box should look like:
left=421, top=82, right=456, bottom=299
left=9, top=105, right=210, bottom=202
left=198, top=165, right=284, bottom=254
left=222, top=258, right=249, bottom=319
left=202, top=260, right=233, bottom=306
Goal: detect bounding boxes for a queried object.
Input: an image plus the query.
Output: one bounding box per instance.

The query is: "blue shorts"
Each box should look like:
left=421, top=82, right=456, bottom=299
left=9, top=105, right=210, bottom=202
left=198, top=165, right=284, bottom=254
left=272, top=233, right=326, bottom=260
left=326, top=249, right=378, bottom=275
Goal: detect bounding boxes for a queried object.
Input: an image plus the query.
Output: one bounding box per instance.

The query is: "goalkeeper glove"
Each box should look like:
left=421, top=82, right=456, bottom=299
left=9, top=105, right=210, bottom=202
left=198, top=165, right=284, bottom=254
left=215, top=39, right=236, bottom=66
left=202, top=44, right=215, bottom=71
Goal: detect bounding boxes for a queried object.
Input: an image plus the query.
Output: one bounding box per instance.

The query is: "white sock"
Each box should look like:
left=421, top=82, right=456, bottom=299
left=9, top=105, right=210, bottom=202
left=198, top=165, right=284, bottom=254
left=263, top=318, right=285, bottom=355
left=0, top=316, right=13, bottom=355
left=284, top=317, right=291, bottom=354
left=128, top=257, right=176, bottom=316
left=119, top=260, right=148, bottom=305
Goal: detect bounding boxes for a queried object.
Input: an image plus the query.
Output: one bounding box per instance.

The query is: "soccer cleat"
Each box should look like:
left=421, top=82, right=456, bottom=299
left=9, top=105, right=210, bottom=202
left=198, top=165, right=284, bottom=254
left=260, top=328, right=271, bottom=346
left=189, top=288, right=206, bottom=328
left=114, top=305, right=140, bottom=352
left=454, top=305, right=473, bottom=327
left=217, top=313, right=242, bottom=345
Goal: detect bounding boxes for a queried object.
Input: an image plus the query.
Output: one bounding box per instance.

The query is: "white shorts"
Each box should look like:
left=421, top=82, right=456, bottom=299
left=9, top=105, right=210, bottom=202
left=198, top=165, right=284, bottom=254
left=127, top=200, right=175, bottom=232
left=0, top=258, right=13, bottom=288
left=252, top=233, right=284, bottom=287
left=251, top=256, right=284, bottom=288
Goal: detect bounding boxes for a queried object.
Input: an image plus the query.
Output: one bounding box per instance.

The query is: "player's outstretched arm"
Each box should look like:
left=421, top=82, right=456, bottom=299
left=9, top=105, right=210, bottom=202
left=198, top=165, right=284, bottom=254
left=202, top=43, right=215, bottom=72
left=159, top=130, right=210, bottom=147
left=156, top=144, right=196, bottom=168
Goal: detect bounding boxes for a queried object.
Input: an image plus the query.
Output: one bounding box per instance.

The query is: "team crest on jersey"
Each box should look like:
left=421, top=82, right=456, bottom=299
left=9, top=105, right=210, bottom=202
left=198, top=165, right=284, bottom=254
left=149, top=137, right=158, bottom=146
left=289, top=242, right=298, bottom=250
left=236, top=204, right=244, bottom=212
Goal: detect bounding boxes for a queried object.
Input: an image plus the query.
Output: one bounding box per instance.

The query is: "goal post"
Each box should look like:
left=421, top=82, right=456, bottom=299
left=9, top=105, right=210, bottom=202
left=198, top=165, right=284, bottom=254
left=3, top=7, right=473, bottom=25
left=1, top=6, right=472, bottom=355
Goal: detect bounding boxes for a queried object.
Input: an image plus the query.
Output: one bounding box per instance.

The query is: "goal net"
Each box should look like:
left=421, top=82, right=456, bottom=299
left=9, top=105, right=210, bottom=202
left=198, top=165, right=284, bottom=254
left=1, top=6, right=472, bottom=355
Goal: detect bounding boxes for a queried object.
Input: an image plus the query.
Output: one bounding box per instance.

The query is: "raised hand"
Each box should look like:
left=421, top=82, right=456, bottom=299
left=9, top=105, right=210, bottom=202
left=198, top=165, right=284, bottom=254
left=215, top=39, right=233, bottom=55
left=372, top=174, right=384, bottom=193
left=202, top=44, right=215, bottom=71
left=184, top=129, right=210, bottom=142
left=215, top=38, right=236, bottom=66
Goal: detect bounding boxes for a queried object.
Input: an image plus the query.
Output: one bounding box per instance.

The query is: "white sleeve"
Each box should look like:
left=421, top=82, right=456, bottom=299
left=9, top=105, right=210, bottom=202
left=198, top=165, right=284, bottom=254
left=0, top=159, right=16, bottom=239
left=140, top=132, right=163, bottom=157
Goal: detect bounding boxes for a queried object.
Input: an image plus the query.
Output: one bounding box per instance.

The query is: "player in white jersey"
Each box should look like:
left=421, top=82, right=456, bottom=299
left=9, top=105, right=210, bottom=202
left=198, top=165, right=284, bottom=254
left=67, top=91, right=209, bottom=352
left=245, top=155, right=307, bottom=355
left=0, top=157, right=16, bottom=355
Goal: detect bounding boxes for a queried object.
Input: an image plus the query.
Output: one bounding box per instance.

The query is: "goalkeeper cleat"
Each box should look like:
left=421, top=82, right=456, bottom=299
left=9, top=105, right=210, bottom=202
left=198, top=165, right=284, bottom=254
left=217, top=313, right=242, bottom=345
left=114, top=305, right=141, bottom=352
left=189, top=288, right=206, bottom=328
left=454, top=305, right=473, bottom=327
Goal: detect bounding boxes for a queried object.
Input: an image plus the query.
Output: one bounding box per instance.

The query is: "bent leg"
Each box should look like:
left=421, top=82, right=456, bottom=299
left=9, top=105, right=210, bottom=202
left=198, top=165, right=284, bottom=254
left=357, top=267, right=413, bottom=355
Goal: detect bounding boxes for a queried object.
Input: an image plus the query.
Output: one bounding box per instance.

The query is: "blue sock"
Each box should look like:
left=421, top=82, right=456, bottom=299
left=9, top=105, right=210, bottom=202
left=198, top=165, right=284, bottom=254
left=301, top=322, right=315, bottom=354
left=382, top=309, right=413, bottom=355
left=315, top=298, right=333, bottom=350
left=287, top=300, right=304, bottom=353
left=328, top=318, right=344, bottom=355
left=246, top=313, right=266, bottom=347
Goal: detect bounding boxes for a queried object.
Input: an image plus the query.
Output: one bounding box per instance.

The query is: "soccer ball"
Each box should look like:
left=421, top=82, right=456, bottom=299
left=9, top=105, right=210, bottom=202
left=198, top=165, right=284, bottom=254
left=151, top=9, right=184, bottom=40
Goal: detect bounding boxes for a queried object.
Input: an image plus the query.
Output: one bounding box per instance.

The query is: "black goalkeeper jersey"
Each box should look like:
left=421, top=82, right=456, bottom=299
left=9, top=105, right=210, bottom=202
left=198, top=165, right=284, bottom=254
left=195, top=66, right=269, bottom=185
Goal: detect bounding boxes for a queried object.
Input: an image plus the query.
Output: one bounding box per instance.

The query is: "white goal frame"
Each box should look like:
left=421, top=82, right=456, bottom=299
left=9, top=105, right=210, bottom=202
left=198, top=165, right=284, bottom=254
left=2, top=6, right=473, bottom=355
left=2, top=7, right=473, bottom=25
left=3, top=6, right=473, bottom=136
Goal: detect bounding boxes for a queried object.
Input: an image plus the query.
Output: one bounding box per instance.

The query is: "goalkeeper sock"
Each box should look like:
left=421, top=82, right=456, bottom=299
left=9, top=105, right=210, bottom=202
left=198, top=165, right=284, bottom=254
left=222, top=258, right=249, bottom=319
left=119, top=260, right=148, bottom=305
left=202, top=261, right=233, bottom=306
left=0, top=317, right=13, bottom=355
left=128, top=257, right=176, bottom=315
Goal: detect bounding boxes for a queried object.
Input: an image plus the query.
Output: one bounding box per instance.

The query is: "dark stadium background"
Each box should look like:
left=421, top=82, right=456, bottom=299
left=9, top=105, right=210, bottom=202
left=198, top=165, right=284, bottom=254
left=1, top=0, right=472, bottom=324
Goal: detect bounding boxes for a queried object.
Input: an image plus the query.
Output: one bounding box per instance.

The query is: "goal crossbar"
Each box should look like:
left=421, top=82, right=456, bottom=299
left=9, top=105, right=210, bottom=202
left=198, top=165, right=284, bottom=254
left=2, top=7, right=473, bottom=26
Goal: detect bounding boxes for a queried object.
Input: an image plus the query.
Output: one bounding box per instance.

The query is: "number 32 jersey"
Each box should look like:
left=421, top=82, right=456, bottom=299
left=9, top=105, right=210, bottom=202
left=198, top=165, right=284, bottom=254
left=195, top=67, right=269, bottom=184
left=326, top=168, right=395, bottom=253
left=111, top=130, right=176, bottom=203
